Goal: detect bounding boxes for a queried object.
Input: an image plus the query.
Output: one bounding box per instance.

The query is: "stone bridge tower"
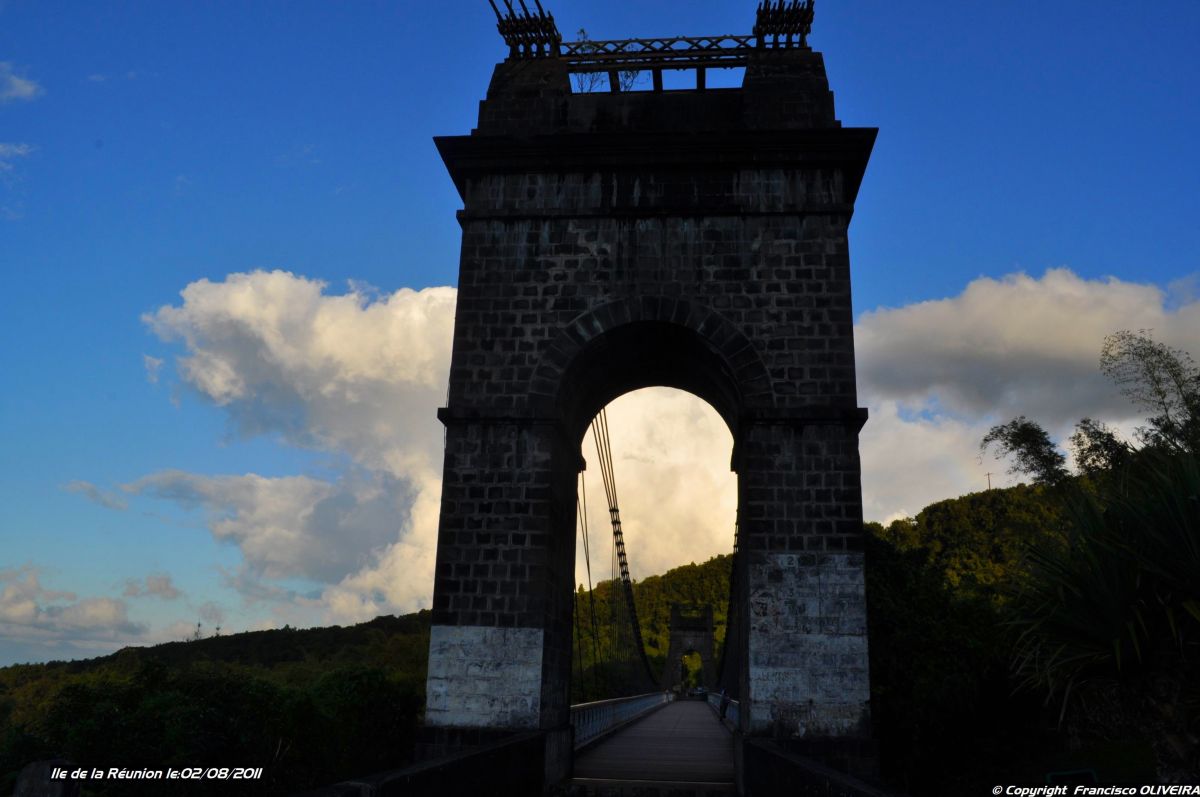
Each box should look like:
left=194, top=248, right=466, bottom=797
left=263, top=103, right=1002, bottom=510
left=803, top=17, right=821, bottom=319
left=661, top=604, right=718, bottom=691
left=423, top=2, right=875, bottom=780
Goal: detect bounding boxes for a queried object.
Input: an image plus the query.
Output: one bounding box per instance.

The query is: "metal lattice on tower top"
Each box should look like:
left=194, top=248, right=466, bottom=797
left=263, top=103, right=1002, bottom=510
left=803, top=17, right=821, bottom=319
left=488, top=0, right=819, bottom=91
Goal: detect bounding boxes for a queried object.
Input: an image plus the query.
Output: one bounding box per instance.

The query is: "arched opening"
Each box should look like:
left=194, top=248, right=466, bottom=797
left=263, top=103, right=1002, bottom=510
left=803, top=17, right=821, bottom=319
left=680, top=651, right=704, bottom=691
left=527, top=301, right=763, bottom=712
left=555, top=318, right=751, bottom=444
left=568, top=387, right=736, bottom=703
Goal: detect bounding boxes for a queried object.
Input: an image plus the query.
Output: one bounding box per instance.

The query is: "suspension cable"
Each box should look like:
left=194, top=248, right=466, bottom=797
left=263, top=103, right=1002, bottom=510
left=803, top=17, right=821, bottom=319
left=572, top=575, right=585, bottom=699
left=590, top=408, right=658, bottom=688
left=577, top=471, right=604, bottom=697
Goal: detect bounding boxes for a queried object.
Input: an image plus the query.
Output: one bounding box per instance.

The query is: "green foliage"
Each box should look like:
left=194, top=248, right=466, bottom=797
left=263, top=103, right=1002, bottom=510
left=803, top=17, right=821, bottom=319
left=678, top=652, right=702, bottom=690
left=864, top=482, right=1078, bottom=793
left=864, top=466, right=1167, bottom=790
left=1069, top=417, right=1133, bottom=476
left=975, top=331, right=1200, bottom=779
left=0, top=612, right=431, bottom=795
left=570, top=555, right=731, bottom=702
left=875, top=483, right=1064, bottom=605
left=865, top=524, right=1050, bottom=794
left=1009, top=450, right=1200, bottom=776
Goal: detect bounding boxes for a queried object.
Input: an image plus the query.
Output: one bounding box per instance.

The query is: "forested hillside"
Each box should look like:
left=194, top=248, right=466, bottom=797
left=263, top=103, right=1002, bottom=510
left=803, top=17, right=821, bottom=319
left=569, top=554, right=733, bottom=701
left=0, top=558, right=734, bottom=793
left=0, top=614, right=431, bottom=795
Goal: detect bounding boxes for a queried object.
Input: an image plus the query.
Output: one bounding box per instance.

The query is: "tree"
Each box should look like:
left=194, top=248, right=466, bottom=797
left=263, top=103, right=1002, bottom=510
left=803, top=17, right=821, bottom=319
left=1008, top=449, right=1200, bottom=777
left=980, top=332, right=1200, bottom=777
left=1068, top=417, right=1132, bottom=476
left=1100, top=330, right=1200, bottom=453
left=985, top=332, right=1198, bottom=485
left=571, top=29, right=642, bottom=93
left=980, top=416, right=1068, bottom=485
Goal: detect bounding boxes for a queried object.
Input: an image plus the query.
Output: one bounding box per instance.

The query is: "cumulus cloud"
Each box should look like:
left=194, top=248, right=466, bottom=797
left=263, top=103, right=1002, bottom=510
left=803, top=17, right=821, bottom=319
left=857, top=401, right=994, bottom=523
left=856, top=268, right=1200, bottom=519
left=0, top=62, right=42, bottom=103
left=143, top=271, right=454, bottom=475
left=126, top=469, right=412, bottom=585
left=63, top=479, right=128, bottom=511
left=857, top=269, right=1200, bottom=427
left=0, top=565, right=146, bottom=657
left=582, top=389, right=737, bottom=582
left=122, top=573, right=182, bottom=600
left=141, top=272, right=455, bottom=621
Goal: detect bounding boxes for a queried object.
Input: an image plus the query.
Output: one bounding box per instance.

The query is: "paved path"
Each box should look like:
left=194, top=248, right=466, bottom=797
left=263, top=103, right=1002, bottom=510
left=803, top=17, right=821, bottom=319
left=573, top=699, right=734, bottom=784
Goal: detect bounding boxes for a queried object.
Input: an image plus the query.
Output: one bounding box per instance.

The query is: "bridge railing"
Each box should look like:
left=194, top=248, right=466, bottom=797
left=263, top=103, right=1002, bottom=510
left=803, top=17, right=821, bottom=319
left=706, top=690, right=740, bottom=729
left=570, top=691, right=673, bottom=749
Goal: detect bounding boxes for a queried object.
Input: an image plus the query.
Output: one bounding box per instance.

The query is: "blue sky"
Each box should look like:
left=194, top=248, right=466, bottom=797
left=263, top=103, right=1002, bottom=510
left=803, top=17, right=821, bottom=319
left=1, top=1, right=1197, bottom=665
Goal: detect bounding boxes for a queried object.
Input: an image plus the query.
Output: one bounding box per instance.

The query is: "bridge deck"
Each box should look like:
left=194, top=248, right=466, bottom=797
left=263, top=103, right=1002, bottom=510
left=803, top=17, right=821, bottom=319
left=573, top=699, right=734, bottom=784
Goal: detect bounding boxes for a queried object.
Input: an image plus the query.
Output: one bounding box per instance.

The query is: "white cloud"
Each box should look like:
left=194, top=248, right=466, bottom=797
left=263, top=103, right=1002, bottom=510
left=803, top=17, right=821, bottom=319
left=582, top=388, right=737, bottom=583
left=856, top=268, right=1200, bottom=520
left=143, top=271, right=454, bottom=475
left=858, top=401, right=995, bottom=523
left=126, top=469, right=412, bottom=586
left=85, top=70, right=139, bottom=84
left=857, top=269, right=1200, bottom=427
left=122, top=573, right=182, bottom=600
left=0, top=565, right=146, bottom=652
left=141, top=271, right=455, bottom=621
left=0, top=62, right=42, bottom=103
left=138, top=271, right=738, bottom=617
left=0, top=142, right=33, bottom=172
left=63, top=479, right=129, bottom=511
left=143, top=354, right=164, bottom=383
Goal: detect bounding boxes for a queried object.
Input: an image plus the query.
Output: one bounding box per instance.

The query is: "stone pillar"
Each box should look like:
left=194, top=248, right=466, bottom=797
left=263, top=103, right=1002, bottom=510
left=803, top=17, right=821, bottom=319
left=423, top=415, right=577, bottom=780
left=737, top=418, right=871, bottom=739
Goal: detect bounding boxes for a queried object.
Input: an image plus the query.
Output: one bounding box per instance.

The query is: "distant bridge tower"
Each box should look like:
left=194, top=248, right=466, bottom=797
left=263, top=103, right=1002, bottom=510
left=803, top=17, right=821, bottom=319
left=661, top=604, right=717, bottom=691
left=423, top=0, right=875, bottom=782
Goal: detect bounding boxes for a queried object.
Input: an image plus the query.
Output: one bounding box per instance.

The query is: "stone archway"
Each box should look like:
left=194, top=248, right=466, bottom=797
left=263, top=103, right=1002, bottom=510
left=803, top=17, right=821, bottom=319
left=661, top=604, right=718, bottom=691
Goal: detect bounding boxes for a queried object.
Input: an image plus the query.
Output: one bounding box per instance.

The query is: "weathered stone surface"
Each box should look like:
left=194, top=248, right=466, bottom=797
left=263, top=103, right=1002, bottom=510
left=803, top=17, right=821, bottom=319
left=425, top=625, right=545, bottom=728
left=745, top=553, right=870, bottom=736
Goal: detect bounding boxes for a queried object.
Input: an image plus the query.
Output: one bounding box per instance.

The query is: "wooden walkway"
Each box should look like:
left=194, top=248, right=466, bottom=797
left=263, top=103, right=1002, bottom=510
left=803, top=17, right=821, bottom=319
left=573, top=699, right=734, bottom=786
